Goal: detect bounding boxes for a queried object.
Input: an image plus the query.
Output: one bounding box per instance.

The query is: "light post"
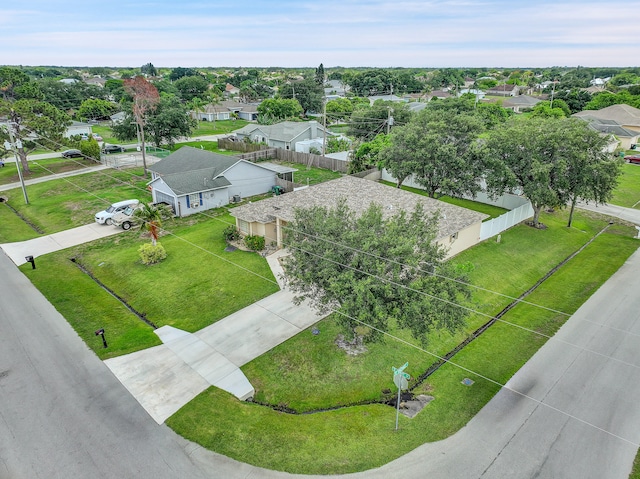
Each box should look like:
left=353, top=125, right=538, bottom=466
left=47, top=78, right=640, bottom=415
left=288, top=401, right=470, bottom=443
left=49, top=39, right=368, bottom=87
left=3, top=125, right=29, bottom=205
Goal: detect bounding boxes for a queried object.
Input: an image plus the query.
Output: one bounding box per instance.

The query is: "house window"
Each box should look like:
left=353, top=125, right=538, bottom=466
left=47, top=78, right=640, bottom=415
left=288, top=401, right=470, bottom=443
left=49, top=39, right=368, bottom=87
left=188, top=193, right=202, bottom=208
left=238, top=219, right=249, bottom=234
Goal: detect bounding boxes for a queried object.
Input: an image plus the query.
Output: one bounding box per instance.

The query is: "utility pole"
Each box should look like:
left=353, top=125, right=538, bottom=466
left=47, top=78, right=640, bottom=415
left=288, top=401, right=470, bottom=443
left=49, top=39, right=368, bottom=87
left=4, top=124, right=29, bottom=204
left=322, top=97, right=327, bottom=157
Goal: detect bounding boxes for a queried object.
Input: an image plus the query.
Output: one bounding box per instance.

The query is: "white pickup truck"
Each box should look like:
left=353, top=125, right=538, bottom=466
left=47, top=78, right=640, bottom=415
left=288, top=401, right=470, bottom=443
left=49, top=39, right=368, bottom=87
left=111, top=203, right=143, bottom=230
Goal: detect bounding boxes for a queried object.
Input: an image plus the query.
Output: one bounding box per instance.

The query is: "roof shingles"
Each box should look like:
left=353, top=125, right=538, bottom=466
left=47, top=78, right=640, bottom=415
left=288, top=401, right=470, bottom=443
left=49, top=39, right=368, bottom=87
left=231, top=176, right=487, bottom=240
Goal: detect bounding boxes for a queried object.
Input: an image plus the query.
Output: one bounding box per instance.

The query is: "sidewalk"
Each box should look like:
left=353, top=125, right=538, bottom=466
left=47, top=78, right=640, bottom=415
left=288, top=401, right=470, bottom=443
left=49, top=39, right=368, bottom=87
left=577, top=201, right=640, bottom=227
left=0, top=223, right=124, bottom=266
left=104, top=248, right=325, bottom=424
left=0, top=164, right=109, bottom=192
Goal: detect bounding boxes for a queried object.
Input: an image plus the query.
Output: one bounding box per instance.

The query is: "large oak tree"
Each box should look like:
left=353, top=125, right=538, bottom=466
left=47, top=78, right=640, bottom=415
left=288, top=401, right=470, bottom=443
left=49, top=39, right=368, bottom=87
left=282, top=200, right=471, bottom=345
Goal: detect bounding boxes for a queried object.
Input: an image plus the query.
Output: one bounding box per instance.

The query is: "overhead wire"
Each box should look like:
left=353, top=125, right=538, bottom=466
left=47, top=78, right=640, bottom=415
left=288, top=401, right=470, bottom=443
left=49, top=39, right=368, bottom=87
left=13, top=128, right=640, bottom=446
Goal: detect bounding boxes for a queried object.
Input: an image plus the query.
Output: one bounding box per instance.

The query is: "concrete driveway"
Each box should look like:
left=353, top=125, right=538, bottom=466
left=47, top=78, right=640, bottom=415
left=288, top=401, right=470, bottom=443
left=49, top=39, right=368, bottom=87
left=104, top=250, right=327, bottom=424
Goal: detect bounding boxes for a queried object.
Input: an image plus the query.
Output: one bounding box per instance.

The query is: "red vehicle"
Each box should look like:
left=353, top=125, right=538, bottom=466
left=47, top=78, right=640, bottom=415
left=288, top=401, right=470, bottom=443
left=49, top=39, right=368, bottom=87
left=625, top=155, right=640, bottom=165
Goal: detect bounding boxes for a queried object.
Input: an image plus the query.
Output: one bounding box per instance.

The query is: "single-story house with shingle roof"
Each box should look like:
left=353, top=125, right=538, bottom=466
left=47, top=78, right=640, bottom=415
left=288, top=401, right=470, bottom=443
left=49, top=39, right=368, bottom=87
left=573, top=104, right=640, bottom=134
left=233, top=121, right=330, bottom=150
left=502, top=95, right=541, bottom=113
left=577, top=117, right=640, bottom=150
left=230, top=176, right=488, bottom=258
left=191, top=100, right=260, bottom=122
left=486, top=84, right=519, bottom=97
left=147, top=146, right=296, bottom=217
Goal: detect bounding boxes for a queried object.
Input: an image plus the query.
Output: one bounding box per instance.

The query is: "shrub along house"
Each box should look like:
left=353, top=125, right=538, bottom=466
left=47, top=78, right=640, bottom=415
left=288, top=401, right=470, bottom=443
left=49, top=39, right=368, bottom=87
left=147, top=146, right=296, bottom=217
left=229, top=176, right=488, bottom=257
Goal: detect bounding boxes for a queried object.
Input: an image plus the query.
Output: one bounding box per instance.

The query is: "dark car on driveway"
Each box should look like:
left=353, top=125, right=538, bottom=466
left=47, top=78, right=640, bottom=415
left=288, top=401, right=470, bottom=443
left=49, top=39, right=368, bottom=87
left=62, top=149, right=83, bottom=158
left=625, top=155, right=640, bottom=165
left=101, top=144, right=126, bottom=154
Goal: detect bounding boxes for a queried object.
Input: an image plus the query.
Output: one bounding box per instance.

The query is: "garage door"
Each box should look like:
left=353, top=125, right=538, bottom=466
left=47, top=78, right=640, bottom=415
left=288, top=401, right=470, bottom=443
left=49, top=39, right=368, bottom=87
left=154, top=191, right=176, bottom=213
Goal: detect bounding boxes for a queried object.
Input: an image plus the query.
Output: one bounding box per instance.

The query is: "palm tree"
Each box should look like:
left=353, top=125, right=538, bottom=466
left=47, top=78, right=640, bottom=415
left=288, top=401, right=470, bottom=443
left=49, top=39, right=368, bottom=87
left=204, top=90, right=222, bottom=128
left=188, top=97, right=205, bottom=126
left=133, top=203, right=172, bottom=246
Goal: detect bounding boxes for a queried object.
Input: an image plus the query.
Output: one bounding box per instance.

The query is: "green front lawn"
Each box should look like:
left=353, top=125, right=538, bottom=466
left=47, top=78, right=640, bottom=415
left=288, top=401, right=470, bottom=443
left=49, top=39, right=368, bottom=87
left=380, top=180, right=508, bottom=219
left=169, top=210, right=638, bottom=474
left=610, top=162, right=640, bottom=209
left=0, top=203, right=41, bottom=243
left=0, top=157, right=99, bottom=187
left=170, top=141, right=237, bottom=155
left=22, top=213, right=279, bottom=359
left=192, top=119, right=249, bottom=136
left=0, top=168, right=151, bottom=236
left=276, top=161, right=343, bottom=185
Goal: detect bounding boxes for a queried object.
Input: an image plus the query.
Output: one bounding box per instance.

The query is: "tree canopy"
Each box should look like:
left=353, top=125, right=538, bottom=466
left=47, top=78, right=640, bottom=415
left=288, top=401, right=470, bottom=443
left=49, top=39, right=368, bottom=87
left=282, top=200, right=471, bottom=345
left=483, top=117, right=619, bottom=228
left=174, top=75, right=210, bottom=101
left=146, top=94, right=197, bottom=148
left=279, top=78, right=323, bottom=115
left=379, top=108, right=485, bottom=197
left=257, top=98, right=303, bottom=123
left=0, top=67, right=72, bottom=173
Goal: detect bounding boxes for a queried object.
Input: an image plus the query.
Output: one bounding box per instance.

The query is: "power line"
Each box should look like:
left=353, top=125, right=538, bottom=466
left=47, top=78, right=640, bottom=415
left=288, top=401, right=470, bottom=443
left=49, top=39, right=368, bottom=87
left=20, top=126, right=632, bottom=344
left=15, top=134, right=640, bottom=447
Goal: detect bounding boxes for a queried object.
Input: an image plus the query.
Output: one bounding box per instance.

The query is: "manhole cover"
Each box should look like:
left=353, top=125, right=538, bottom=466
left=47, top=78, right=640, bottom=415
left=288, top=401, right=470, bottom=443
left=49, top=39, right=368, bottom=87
left=224, top=245, right=237, bottom=252
left=461, top=378, right=474, bottom=386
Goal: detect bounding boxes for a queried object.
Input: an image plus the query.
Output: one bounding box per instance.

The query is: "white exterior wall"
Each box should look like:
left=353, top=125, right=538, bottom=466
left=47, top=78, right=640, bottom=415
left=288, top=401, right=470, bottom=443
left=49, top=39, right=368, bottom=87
left=237, top=111, right=257, bottom=121
left=437, top=222, right=483, bottom=258
left=381, top=169, right=534, bottom=242
left=65, top=124, right=92, bottom=138
left=223, top=161, right=276, bottom=198
left=175, top=188, right=230, bottom=217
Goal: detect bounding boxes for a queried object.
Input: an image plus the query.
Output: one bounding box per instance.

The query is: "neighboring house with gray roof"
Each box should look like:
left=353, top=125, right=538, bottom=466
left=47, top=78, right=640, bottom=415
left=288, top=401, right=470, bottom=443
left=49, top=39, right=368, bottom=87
left=502, top=95, right=541, bottom=113
left=233, top=121, right=329, bottom=150
left=486, top=84, right=519, bottom=97
left=324, top=80, right=347, bottom=98
left=147, top=146, right=296, bottom=217
left=230, top=176, right=488, bottom=258
left=368, top=94, right=407, bottom=105
left=191, top=100, right=260, bottom=122
left=577, top=117, right=640, bottom=150
left=573, top=104, right=640, bottom=134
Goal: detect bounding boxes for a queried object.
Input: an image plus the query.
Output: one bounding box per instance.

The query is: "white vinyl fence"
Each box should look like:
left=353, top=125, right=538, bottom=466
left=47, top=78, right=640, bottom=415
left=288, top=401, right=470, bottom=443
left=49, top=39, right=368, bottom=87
left=380, top=169, right=533, bottom=241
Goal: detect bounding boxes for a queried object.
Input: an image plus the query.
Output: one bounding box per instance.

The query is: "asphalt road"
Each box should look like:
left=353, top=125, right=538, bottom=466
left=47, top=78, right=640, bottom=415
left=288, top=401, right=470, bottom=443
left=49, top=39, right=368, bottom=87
left=0, top=251, right=246, bottom=479
left=2, top=240, right=640, bottom=478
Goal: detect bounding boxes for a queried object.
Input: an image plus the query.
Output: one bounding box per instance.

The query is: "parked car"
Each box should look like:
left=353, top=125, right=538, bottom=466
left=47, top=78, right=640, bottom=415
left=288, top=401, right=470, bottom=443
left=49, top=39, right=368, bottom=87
left=111, top=203, right=144, bottom=230
left=92, top=133, right=103, bottom=141
left=102, top=144, right=126, bottom=154
left=625, top=155, right=640, bottom=165
left=62, top=149, right=83, bottom=158
left=94, top=199, right=139, bottom=225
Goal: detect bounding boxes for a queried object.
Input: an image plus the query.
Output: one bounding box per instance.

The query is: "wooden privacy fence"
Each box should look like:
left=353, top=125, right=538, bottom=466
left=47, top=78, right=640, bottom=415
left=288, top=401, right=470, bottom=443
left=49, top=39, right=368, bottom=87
left=217, top=137, right=269, bottom=153
left=218, top=137, right=348, bottom=172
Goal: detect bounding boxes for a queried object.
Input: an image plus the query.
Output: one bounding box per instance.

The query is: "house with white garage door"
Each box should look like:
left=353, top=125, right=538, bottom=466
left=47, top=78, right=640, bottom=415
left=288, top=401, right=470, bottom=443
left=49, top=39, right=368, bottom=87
left=147, top=146, right=296, bottom=217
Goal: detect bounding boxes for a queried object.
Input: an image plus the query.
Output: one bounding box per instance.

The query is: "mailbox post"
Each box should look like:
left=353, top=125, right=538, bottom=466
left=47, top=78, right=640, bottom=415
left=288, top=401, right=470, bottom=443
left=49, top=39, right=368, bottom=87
left=95, top=328, right=108, bottom=348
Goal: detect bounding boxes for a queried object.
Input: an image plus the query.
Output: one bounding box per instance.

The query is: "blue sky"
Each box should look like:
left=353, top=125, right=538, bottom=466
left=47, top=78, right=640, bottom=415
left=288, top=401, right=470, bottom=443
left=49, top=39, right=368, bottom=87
left=2, top=0, right=638, bottom=68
